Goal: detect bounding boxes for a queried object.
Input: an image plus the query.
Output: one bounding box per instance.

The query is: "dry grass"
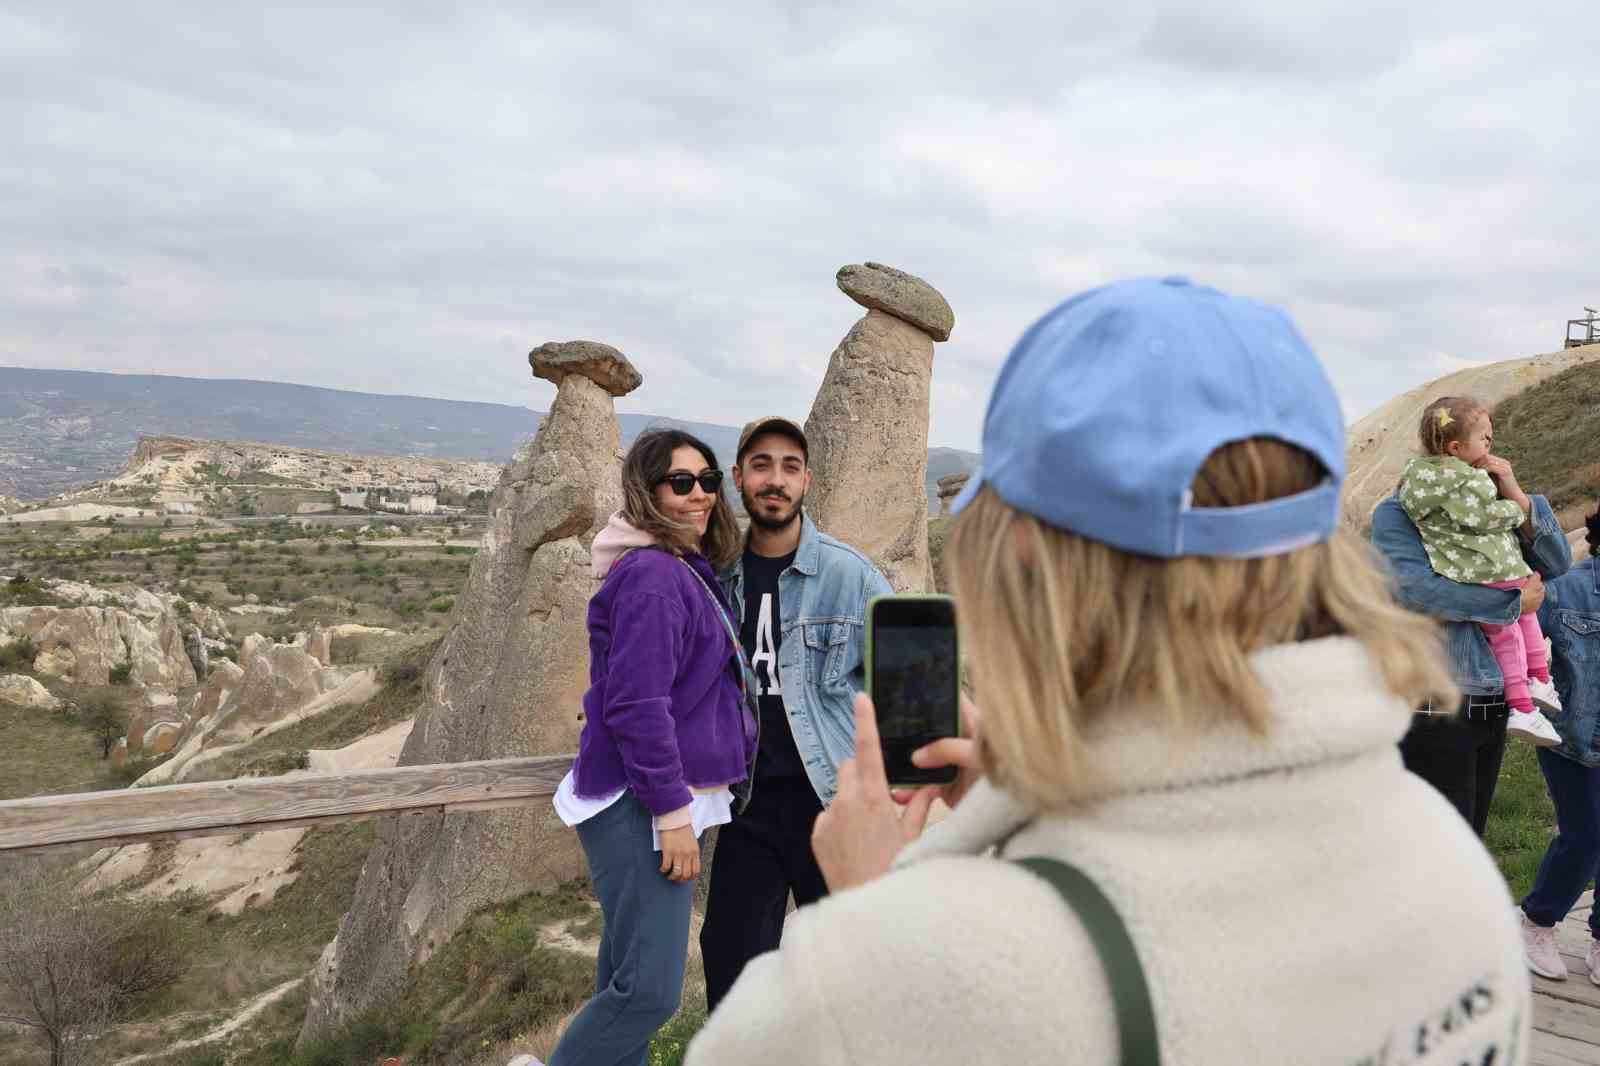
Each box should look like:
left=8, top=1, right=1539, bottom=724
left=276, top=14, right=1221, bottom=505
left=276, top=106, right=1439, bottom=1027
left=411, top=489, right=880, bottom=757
left=1494, top=360, right=1600, bottom=516
left=0, top=695, right=111, bottom=800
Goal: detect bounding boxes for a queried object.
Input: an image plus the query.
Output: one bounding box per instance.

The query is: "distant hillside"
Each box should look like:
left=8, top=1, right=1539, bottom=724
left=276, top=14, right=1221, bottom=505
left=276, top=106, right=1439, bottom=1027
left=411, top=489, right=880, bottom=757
left=1343, top=343, right=1600, bottom=529
left=0, top=367, right=976, bottom=508
left=1495, top=360, right=1600, bottom=521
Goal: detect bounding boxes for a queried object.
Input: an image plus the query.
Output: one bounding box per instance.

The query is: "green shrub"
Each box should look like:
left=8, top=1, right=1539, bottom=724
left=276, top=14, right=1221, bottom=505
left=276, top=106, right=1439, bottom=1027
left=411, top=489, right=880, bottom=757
left=109, top=661, right=134, bottom=685
left=0, top=635, right=38, bottom=671
left=427, top=596, right=454, bottom=613
left=240, top=749, right=310, bottom=776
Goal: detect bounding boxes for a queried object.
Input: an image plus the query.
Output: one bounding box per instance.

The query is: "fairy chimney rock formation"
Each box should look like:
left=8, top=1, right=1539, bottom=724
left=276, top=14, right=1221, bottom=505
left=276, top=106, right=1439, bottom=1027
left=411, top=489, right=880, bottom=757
left=299, top=340, right=637, bottom=1047
left=837, top=262, right=956, bottom=341
left=805, top=263, right=952, bottom=593
left=937, top=473, right=970, bottom=515
left=529, top=340, right=642, bottom=397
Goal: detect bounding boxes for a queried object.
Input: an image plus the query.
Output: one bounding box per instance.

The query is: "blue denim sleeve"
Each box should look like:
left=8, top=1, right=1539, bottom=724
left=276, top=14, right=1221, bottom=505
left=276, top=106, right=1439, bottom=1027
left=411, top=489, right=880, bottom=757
left=845, top=564, right=896, bottom=695
left=1537, top=567, right=1561, bottom=633
left=1370, top=497, right=1521, bottom=625
left=1524, top=495, right=1573, bottom=581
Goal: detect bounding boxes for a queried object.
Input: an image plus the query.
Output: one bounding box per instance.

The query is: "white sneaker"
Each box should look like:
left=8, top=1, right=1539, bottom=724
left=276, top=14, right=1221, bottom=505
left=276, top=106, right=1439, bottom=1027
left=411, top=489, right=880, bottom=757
left=1529, top=677, right=1564, bottom=713
left=1522, top=912, right=1568, bottom=979
left=1507, top=708, right=1563, bottom=748
left=1588, top=940, right=1600, bottom=987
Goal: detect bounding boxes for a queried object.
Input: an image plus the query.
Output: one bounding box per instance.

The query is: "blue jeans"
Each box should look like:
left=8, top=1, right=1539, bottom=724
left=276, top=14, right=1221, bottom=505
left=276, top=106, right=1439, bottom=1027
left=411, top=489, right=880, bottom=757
left=1521, top=747, right=1600, bottom=936
left=549, top=792, right=692, bottom=1066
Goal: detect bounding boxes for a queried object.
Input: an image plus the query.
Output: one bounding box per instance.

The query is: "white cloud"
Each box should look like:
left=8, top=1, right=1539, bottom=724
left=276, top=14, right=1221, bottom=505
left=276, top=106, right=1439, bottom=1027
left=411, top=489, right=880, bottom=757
left=2, top=1, right=1597, bottom=451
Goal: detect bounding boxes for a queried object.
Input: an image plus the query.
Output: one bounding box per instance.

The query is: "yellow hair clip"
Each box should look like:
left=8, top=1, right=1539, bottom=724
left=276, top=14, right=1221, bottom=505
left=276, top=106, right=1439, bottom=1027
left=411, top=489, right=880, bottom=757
left=1433, top=407, right=1454, bottom=430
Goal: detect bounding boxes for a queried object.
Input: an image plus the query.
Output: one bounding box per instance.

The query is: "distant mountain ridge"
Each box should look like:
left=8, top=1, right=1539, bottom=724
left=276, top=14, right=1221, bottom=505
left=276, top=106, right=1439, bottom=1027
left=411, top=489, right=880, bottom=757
left=0, top=366, right=977, bottom=506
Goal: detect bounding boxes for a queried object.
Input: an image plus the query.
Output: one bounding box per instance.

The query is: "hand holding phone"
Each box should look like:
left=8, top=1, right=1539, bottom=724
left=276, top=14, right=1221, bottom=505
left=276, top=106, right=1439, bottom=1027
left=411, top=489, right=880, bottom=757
left=866, top=594, right=961, bottom=786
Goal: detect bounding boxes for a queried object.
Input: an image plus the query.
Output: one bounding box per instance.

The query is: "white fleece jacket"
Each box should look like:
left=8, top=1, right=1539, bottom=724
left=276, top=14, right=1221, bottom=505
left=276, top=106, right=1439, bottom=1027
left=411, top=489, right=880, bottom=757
left=685, top=637, right=1529, bottom=1066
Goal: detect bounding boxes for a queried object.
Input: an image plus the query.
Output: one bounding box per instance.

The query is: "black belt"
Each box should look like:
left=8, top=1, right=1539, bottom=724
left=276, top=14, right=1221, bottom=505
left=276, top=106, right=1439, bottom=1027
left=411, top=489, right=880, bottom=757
left=1420, top=694, right=1507, bottom=721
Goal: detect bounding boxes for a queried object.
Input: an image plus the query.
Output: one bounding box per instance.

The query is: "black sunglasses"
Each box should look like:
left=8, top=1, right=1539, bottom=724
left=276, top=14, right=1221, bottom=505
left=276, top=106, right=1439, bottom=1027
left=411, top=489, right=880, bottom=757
left=657, top=470, right=724, bottom=496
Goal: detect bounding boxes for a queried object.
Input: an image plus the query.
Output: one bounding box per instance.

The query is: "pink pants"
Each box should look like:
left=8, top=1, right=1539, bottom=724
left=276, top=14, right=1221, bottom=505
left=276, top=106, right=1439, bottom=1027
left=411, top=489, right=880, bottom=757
left=1480, top=577, right=1551, bottom=714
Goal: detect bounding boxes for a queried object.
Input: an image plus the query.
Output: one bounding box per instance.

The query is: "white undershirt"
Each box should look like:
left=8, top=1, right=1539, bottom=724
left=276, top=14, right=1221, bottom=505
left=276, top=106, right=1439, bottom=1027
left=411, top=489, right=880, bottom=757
left=552, top=770, right=733, bottom=851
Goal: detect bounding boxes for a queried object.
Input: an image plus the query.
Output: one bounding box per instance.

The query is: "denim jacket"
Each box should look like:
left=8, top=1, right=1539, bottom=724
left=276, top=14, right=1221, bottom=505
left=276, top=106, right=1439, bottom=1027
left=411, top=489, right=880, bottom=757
left=720, top=512, right=893, bottom=805
left=1538, top=555, right=1600, bottom=766
left=1371, top=493, right=1572, bottom=696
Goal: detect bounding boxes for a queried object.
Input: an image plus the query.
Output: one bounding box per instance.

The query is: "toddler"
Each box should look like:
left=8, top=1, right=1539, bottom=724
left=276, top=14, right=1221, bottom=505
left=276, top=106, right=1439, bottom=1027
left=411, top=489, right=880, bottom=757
left=1399, top=395, right=1562, bottom=746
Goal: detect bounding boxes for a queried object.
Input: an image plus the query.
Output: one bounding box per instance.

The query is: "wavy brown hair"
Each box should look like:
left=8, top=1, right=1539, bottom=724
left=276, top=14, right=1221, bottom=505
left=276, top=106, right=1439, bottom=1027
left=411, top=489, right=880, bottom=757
left=946, top=437, right=1458, bottom=811
left=620, top=429, right=741, bottom=570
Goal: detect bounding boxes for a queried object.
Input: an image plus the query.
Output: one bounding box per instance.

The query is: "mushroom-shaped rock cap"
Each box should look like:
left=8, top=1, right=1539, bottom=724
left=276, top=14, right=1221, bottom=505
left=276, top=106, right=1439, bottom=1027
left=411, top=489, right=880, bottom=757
left=836, top=262, right=955, bottom=342
left=936, top=472, right=971, bottom=498
left=528, top=340, right=642, bottom=397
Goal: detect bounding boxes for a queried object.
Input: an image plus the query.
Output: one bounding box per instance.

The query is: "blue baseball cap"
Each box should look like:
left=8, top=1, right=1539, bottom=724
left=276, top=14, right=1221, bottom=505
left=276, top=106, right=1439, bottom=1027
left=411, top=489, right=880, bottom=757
left=951, top=277, right=1345, bottom=559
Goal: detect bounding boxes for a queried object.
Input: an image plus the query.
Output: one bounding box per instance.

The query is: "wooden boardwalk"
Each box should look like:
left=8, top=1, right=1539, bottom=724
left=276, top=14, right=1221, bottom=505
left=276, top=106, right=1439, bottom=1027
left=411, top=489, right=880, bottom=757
left=1532, top=890, right=1600, bottom=1065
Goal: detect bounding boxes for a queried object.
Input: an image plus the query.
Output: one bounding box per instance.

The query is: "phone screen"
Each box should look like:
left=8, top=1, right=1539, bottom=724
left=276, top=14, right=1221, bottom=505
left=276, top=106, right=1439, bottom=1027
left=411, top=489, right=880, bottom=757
left=869, top=597, right=959, bottom=785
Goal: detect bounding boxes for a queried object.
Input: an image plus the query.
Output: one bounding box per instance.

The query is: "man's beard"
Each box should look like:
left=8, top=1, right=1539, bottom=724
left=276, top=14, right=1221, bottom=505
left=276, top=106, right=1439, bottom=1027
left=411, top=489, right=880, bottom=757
left=742, top=487, right=804, bottom=531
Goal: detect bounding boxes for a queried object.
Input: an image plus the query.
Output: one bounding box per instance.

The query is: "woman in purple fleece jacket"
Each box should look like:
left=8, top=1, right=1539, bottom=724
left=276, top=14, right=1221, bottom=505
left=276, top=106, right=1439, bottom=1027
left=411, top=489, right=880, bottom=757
left=549, top=428, right=756, bottom=1066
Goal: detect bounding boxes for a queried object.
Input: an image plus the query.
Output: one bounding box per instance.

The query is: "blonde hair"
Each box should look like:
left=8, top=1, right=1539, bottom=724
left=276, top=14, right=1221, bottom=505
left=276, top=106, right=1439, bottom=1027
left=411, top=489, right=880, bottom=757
left=946, top=438, right=1457, bottom=811
left=1418, top=395, right=1487, bottom=457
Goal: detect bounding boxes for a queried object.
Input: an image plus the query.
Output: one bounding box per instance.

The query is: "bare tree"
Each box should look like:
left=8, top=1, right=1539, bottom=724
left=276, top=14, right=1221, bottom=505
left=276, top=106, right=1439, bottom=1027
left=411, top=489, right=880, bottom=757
left=78, top=696, right=128, bottom=761
left=0, top=857, right=187, bottom=1066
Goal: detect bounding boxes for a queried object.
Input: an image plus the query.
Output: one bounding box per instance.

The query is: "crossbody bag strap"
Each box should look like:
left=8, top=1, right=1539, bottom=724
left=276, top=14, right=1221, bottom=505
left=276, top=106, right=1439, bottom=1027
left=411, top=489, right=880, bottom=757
left=676, top=557, right=749, bottom=682
left=677, top=557, right=761, bottom=812
left=1013, top=857, right=1161, bottom=1066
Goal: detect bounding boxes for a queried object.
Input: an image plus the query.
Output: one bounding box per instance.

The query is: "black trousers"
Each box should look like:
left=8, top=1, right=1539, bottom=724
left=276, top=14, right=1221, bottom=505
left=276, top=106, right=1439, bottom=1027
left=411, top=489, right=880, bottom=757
left=1398, top=694, right=1510, bottom=838
left=700, top=776, right=828, bottom=1013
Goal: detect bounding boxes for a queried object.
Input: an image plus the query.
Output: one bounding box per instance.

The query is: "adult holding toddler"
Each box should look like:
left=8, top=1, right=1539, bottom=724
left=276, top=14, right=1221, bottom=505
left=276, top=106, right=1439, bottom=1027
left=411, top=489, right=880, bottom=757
left=1398, top=396, right=1563, bottom=746
left=684, top=278, right=1530, bottom=1066
left=1372, top=400, right=1572, bottom=839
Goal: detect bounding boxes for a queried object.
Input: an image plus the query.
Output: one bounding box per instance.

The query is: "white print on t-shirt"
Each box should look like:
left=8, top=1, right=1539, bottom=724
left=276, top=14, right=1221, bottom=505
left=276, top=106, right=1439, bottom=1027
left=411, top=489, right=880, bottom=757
left=750, top=593, right=783, bottom=696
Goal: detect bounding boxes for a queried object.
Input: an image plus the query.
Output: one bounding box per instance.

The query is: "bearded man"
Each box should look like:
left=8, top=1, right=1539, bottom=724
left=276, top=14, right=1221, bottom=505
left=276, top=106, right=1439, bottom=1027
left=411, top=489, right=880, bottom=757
left=700, top=416, right=892, bottom=1013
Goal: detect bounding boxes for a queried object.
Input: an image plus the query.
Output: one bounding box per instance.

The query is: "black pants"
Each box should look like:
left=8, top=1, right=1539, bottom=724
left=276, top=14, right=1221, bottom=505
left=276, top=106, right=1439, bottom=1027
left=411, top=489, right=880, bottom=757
left=700, top=776, right=828, bottom=1013
left=1398, top=694, right=1509, bottom=838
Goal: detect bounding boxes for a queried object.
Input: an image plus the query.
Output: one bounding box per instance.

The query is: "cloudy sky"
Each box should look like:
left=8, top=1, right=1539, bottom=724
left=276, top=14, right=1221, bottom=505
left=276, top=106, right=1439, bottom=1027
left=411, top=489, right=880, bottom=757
left=4, top=2, right=1597, bottom=451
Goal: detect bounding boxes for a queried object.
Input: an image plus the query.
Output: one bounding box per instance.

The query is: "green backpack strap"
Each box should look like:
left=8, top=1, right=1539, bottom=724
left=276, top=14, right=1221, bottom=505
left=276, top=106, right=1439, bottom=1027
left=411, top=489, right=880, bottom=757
left=1013, top=857, right=1161, bottom=1066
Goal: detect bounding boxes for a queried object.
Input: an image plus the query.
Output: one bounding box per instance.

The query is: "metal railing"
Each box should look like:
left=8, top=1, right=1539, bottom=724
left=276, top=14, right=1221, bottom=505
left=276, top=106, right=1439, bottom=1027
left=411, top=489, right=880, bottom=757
left=1567, top=307, right=1599, bottom=348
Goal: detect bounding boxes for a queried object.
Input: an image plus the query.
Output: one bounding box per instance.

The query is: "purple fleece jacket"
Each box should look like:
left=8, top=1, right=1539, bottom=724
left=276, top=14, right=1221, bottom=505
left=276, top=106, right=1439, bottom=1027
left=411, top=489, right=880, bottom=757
left=571, top=546, right=755, bottom=816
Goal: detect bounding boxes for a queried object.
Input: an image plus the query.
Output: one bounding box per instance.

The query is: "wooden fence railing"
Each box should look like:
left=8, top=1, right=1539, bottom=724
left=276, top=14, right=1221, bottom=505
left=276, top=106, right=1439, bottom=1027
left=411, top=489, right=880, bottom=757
left=0, top=754, right=576, bottom=855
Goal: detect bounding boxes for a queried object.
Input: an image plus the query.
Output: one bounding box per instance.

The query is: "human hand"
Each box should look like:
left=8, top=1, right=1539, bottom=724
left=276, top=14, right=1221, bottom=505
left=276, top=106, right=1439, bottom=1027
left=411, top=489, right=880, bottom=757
left=659, top=825, right=700, bottom=883
left=891, top=695, right=985, bottom=813
left=1475, top=455, right=1530, bottom=511
left=811, top=693, right=939, bottom=893
left=1521, top=572, right=1546, bottom=614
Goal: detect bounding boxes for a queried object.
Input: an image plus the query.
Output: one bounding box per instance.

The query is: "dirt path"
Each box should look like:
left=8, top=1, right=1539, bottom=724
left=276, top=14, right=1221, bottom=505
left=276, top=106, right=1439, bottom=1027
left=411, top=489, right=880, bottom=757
left=113, top=976, right=305, bottom=1065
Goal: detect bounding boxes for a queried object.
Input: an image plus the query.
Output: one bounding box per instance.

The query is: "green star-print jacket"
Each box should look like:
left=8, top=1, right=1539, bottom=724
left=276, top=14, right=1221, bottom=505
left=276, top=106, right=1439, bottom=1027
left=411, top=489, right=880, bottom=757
left=1398, top=455, right=1532, bottom=584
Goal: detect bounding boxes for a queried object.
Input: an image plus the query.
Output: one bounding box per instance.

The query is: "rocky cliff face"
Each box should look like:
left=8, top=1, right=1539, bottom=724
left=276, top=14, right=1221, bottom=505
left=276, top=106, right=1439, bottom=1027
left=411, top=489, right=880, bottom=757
left=126, top=626, right=376, bottom=781
left=0, top=603, right=198, bottom=689
left=804, top=263, right=953, bottom=592
left=298, top=342, right=638, bottom=1044
left=1344, top=343, right=1600, bottom=529
left=0, top=580, right=227, bottom=692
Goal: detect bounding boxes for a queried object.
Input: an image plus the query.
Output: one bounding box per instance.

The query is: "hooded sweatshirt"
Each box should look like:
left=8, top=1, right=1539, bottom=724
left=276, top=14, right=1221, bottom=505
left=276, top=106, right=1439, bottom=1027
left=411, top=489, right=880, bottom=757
left=570, top=513, right=755, bottom=816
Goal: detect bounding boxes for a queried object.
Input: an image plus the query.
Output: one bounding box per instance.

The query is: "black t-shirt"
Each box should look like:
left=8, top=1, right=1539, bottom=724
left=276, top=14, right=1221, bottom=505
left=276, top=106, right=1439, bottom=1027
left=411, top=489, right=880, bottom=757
left=740, top=547, right=806, bottom=781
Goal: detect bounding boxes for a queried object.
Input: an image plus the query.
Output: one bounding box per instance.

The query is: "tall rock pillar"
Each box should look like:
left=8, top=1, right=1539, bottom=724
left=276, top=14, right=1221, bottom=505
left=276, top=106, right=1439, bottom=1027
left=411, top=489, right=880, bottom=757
left=803, top=262, right=955, bottom=593
left=299, top=341, right=641, bottom=1044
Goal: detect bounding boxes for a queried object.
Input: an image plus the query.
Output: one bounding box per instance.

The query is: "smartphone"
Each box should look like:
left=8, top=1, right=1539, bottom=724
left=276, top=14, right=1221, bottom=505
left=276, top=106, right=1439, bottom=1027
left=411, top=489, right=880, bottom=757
left=865, top=594, right=960, bottom=786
